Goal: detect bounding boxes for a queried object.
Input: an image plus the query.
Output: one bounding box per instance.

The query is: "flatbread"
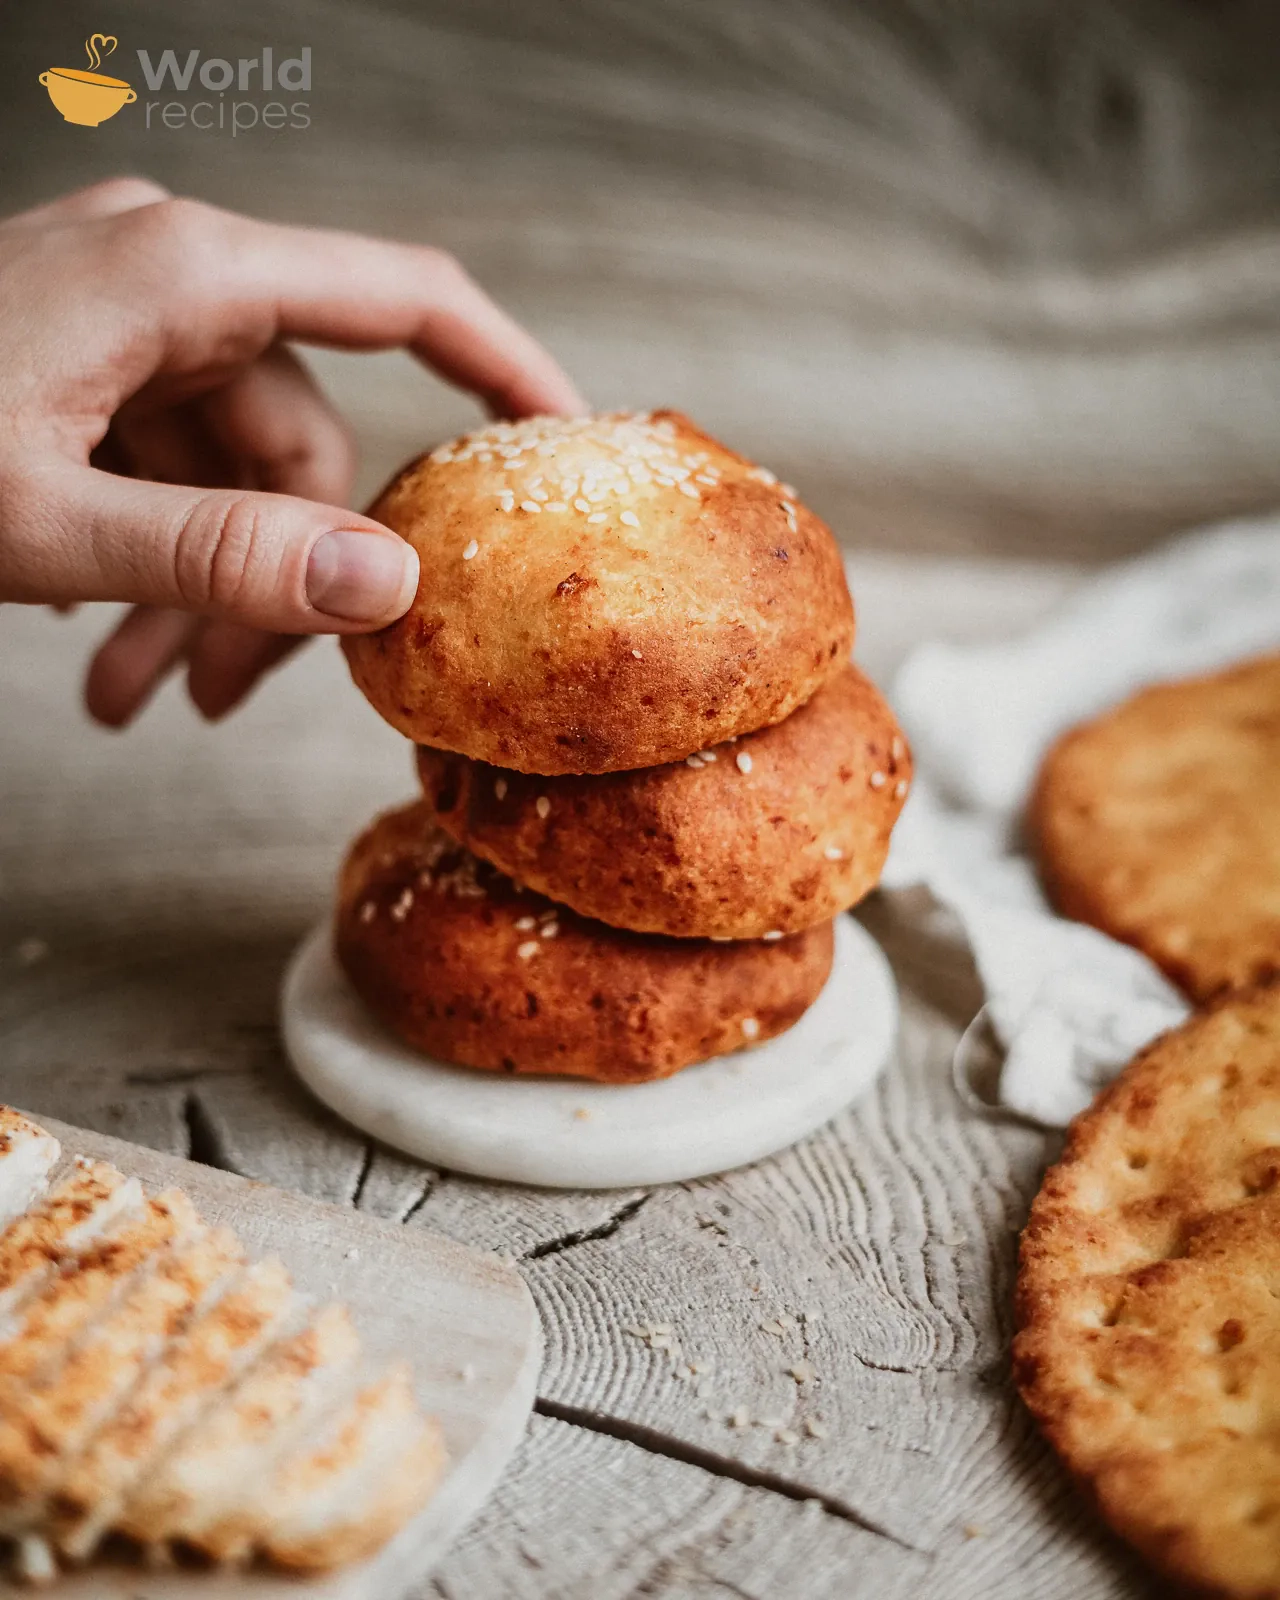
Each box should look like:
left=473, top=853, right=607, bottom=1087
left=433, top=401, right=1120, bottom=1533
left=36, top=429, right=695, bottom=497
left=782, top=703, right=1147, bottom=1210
left=1015, top=982, right=1280, bottom=1596
left=1031, top=651, right=1280, bottom=1002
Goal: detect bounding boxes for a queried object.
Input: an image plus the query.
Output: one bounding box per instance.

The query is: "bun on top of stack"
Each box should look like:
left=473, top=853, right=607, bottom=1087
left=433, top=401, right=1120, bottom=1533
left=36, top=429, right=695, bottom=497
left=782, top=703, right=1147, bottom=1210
left=343, top=410, right=854, bottom=775
left=337, top=410, right=909, bottom=1082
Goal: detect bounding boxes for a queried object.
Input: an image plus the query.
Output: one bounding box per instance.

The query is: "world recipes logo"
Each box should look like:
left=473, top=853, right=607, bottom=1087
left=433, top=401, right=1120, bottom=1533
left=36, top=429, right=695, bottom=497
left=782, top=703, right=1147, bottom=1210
left=39, top=34, right=135, bottom=127
left=39, top=33, right=311, bottom=135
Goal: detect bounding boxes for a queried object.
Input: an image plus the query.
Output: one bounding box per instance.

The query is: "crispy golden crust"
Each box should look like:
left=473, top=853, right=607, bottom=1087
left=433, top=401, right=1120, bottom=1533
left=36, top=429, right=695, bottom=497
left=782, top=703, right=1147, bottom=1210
left=1031, top=652, right=1280, bottom=1003
left=415, top=663, right=910, bottom=939
left=1014, top=984, right=1280, bottom=1597
left=335, top=802, right=835, bottom=1082
left=343, top=411, right=854, bottom=774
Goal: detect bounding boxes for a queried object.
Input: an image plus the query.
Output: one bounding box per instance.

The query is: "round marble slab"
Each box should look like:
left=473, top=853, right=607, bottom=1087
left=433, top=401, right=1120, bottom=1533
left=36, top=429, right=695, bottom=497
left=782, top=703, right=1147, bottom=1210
left=281, top=914, right=897, bottom=1189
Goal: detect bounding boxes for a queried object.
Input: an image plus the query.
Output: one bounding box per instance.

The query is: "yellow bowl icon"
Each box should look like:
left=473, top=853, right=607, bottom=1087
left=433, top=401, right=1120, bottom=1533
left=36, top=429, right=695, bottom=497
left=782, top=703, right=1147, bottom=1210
left=39, top=67, right=136, bottom=126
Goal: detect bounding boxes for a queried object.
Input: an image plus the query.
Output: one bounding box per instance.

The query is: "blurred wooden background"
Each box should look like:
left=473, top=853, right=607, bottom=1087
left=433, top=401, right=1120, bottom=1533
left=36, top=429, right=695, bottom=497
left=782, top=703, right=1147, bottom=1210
left=8, top=0, right=1280, bottom=559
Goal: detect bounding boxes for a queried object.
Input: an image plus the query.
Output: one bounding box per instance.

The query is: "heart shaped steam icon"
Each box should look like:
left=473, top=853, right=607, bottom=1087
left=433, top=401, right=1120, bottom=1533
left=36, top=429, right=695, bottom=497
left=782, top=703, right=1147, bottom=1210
left=84, top=33, right=117, bottom=71
left=40, top=31, right=137, bottom=127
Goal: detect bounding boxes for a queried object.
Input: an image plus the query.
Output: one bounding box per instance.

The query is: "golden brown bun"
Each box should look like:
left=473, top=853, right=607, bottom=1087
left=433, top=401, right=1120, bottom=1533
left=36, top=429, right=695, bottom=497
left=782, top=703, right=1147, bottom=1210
left=415, top=663, right=910, bottom=939
left=1015, top=983, right=1280, bottom=1598
left=1031, top=652, right=1280, bottom=1003
left=342, top=411, right=854, bottom=774
left=334, top=802, right=834, bottom=1083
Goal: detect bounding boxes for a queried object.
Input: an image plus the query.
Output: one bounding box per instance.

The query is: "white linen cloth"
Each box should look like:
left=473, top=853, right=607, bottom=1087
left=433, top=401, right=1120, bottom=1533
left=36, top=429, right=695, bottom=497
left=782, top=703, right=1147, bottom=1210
left=880, top=519, right=1280, bottom=1126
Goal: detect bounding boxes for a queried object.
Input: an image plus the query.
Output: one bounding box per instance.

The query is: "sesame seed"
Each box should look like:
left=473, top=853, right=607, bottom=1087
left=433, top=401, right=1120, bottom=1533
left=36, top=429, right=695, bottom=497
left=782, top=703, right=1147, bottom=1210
left=545, top=501, right=568, bottom=513
left=775, top=1427, right=800, bottom=1447
left=804, top=1418, right=828, bottom=1439
left=588, top=512, right=607, bottom=523
left=359, top=901, right=376, bottom=924
left=741, top=1017, right=760, bottom=1040
left=573, top=1108, right=591, bottom=1121
left=495, top=778, right=508, bottom=800
left=536, top=796, right=551, bottom=820
left=520, top=500, right=542, bottom=514
left=728, top=1408, right=752, bottom=1430
left=891, top=736, right=905, bottom=760
left=632, top=648, right=643, bottom=659
left=869, top=770, right=887, bottom=789
left=824, top=845, right=844, bottom=861
left=517, top=941, right=540, bottom=961
left=678, top=482, right=700, bottom=499
left=462, top=539, right=479, bottom=561
left=538, top=908, right=558, bottom=923
left=620, top=510, right=640, bottom=528
left=685, top=755, right=704, bottom=769
left=515, top=915, right=537, bottom=931
left=788, top=1360, right=815, bottom=1383
left=531, top=488, right=549, bottom=502
left=540, top=921, right=559, bottom=939
left=895, top=779, right=909, bottom=799
left=574, top=498, right=591, bottom=513
left=736, top=751, right=753, bottom=775
left=695, top=473, right=716, bottom=485
left=763, top=930, right=784, bottom=941
left=697, top=750, right=717, bottom=762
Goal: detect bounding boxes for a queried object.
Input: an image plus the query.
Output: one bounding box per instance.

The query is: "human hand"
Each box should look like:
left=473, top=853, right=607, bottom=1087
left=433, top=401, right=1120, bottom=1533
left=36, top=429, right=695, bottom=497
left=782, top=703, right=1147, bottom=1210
left=0, top=178, right=583, bottom=724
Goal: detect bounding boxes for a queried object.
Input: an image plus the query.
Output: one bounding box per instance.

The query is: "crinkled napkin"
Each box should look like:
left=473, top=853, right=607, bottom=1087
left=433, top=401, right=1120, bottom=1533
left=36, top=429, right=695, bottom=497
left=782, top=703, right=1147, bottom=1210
left=881, top=519, right=1280, bottom=1126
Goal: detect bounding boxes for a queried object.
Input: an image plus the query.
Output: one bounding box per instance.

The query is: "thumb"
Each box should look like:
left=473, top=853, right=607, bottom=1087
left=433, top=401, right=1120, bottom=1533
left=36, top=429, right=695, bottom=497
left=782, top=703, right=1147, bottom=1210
left=3, top=462, right=419, bottom=632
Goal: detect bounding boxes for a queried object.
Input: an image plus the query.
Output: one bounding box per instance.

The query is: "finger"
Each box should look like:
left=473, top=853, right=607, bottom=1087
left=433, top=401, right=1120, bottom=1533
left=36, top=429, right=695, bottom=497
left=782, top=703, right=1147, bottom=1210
left=113, top=200, right=584, bottom=417
left=84, top=605, right=199, bottom=727
left=4, top=460, right=419, bottom=633
left=184, top=620, right=305, bottom=721
left=3, top=176, right=169, bottom=232
left=200, top=346, right=357, bottom=504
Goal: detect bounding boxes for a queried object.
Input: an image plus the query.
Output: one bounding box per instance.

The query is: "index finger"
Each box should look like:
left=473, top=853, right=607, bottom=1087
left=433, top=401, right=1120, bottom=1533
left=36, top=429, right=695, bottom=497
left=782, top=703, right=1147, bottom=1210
left=127, top=200, right=586, bottom=420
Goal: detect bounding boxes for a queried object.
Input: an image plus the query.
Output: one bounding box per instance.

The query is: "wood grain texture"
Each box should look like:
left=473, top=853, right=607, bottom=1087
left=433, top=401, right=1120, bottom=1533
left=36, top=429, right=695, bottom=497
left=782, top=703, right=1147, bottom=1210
left=0, top=566, right=1163, bottom=1595
left=8, top=1, right=1280, bottom=557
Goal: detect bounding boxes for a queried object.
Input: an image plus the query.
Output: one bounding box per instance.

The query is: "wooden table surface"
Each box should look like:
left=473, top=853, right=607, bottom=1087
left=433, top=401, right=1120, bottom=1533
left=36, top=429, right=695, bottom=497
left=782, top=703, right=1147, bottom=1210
left=0, top=554, right=1158, bottom=1600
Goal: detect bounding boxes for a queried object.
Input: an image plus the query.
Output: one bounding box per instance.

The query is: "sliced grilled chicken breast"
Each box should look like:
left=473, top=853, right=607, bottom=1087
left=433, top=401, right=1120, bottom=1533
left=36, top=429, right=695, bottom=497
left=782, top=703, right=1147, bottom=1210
left=0, top=1110, right=59, bottom=1228
left=254, top=1365, right=447, bottom=1571
left=116, top=1302, right=362, bottom=1548
left=0, top=1113, right=447, bottom=1581
left=51, top=1256, right=294, bottom=1560
left=0, top=1224, right=245, bottom=1534
left=0, top=1163, right=143, bottom=1321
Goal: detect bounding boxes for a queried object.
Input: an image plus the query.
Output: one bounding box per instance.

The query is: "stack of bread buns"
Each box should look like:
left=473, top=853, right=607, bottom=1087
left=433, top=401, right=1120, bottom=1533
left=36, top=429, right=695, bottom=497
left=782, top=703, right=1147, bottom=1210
left=337, top=411, right=910, bottom=1082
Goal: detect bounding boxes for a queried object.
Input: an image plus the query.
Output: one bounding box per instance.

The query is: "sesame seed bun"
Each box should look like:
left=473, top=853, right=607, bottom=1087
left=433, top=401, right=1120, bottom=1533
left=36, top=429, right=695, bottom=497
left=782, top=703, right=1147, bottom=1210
left=334, top=802, right=835, bottom=1083
left=415, top=663, right=910, bottom=939
left=342, top=411, right=854, bottom=775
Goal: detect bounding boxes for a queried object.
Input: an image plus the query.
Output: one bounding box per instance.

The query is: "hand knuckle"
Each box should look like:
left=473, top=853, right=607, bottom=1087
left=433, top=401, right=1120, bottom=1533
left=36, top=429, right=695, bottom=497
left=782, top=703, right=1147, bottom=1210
left=123, top=197, right=218, bottom=273
left=86, top=175, right=170, bottom=211
left=174, top=494, right=271, bottom=613
left=419, top=245, right=467, bottom=287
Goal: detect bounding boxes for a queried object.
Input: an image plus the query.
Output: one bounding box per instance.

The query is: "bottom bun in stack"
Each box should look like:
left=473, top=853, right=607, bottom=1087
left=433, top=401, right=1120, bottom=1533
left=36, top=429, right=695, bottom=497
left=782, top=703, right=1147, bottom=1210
left=335, top=805, right=835, bottom=1083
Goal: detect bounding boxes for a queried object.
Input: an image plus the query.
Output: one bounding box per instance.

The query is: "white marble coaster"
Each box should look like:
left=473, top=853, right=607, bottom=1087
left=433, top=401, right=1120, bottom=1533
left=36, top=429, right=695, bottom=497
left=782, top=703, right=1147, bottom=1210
left=281, top=915, right=897, bottom=1189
